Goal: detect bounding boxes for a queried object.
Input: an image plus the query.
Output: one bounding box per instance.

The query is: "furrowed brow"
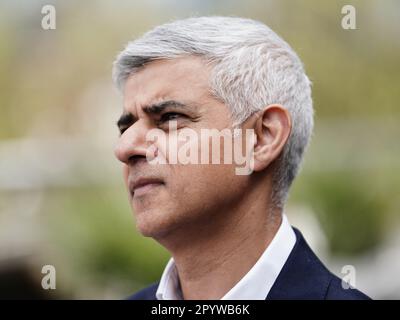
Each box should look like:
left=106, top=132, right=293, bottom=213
left=143, top=100, right=190, bottom=115
left=117, top=100, right=198, bottom=131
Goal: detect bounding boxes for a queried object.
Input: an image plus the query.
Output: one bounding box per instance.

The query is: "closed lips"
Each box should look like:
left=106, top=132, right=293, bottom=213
left=130, top=178, right=164, bottom=195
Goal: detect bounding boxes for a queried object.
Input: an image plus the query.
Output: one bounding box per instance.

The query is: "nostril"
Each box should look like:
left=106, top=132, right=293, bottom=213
left=128, top=154, right=147, bottom=165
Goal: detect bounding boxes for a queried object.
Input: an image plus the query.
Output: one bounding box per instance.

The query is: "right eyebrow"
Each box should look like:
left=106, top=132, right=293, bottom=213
left=116, top=112, right=135, bottom=131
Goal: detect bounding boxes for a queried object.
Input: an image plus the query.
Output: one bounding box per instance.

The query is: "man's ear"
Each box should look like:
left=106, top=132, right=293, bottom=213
left=252, top=104, right=292, bottom=172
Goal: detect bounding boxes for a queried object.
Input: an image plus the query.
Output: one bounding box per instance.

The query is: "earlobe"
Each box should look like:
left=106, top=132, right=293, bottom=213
left=252, top=105, right=292, bottom=172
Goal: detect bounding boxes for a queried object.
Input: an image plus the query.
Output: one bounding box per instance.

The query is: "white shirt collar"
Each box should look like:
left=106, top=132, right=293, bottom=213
left=156, top=213, right=296, bottom=300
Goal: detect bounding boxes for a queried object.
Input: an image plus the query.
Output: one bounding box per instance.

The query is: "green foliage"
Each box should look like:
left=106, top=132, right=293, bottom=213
left=301, top=172, right=387, bottom=256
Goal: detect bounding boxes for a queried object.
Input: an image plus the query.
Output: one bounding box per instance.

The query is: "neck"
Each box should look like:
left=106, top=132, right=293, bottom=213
left=157, top=184, right=283, bottom=300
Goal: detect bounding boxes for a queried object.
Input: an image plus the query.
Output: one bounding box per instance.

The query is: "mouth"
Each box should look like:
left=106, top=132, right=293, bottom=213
left=129, top=177, right=165, bottom=198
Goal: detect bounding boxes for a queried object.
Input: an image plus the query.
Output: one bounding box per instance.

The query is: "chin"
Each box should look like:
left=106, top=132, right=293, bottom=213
left=134, top=209, right=176, bottom=239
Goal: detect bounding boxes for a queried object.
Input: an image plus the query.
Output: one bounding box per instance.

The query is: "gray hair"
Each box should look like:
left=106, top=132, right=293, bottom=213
left=112, top=16, right=314, bottom=209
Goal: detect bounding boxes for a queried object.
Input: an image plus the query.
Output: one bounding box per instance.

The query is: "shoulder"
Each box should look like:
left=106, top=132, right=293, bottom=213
left=325, top=276, right=371, bottom=300
left=267, top=227, right=371, bottom=300
left=126, top=282, right=159, bottom=300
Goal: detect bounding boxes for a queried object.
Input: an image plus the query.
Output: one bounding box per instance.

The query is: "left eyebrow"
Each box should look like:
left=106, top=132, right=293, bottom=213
left=142, top=100, right=192, bottom=115
left=116, top=100, right=198, bottom=131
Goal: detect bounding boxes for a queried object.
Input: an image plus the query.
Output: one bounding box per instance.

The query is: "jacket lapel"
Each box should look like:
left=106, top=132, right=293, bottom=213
left=266, top=228, right=332, bottom=300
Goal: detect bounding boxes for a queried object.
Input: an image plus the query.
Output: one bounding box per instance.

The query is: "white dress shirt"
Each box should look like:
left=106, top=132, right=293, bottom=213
left=156, top=214, right=296, bottom=300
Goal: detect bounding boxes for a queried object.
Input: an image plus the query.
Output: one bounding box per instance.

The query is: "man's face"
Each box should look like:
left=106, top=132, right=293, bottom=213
left=114, top=57, right=252, bottom=239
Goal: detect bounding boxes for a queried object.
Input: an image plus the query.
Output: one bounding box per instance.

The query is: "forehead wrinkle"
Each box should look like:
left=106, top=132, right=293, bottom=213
left=123, top=93, right=171, bottom=118
left=122, top=58, right=213, bottom=120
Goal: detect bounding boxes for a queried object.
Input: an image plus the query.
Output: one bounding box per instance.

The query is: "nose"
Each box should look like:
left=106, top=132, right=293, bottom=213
left=114, top=120, right=149, bottom=164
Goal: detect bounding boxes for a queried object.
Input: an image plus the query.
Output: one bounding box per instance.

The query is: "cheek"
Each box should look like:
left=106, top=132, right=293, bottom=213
left=170, top=162, right=239, bottom=199
left=155, top=130, right=199, bottom=164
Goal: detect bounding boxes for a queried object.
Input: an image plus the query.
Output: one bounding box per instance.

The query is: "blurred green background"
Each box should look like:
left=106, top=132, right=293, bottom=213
left=0, top=0, right=399, bottom=299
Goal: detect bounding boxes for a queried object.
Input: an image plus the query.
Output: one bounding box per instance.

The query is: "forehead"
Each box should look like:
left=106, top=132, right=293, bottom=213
left=123, top=56, right=212, bottom=110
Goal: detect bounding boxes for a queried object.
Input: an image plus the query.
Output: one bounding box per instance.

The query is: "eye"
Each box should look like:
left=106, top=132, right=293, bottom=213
left=159, top=112, right=184, bottom=123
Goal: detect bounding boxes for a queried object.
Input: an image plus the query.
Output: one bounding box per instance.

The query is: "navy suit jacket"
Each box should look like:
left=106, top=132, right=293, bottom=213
left=128, top=228, right=370, bottom=300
